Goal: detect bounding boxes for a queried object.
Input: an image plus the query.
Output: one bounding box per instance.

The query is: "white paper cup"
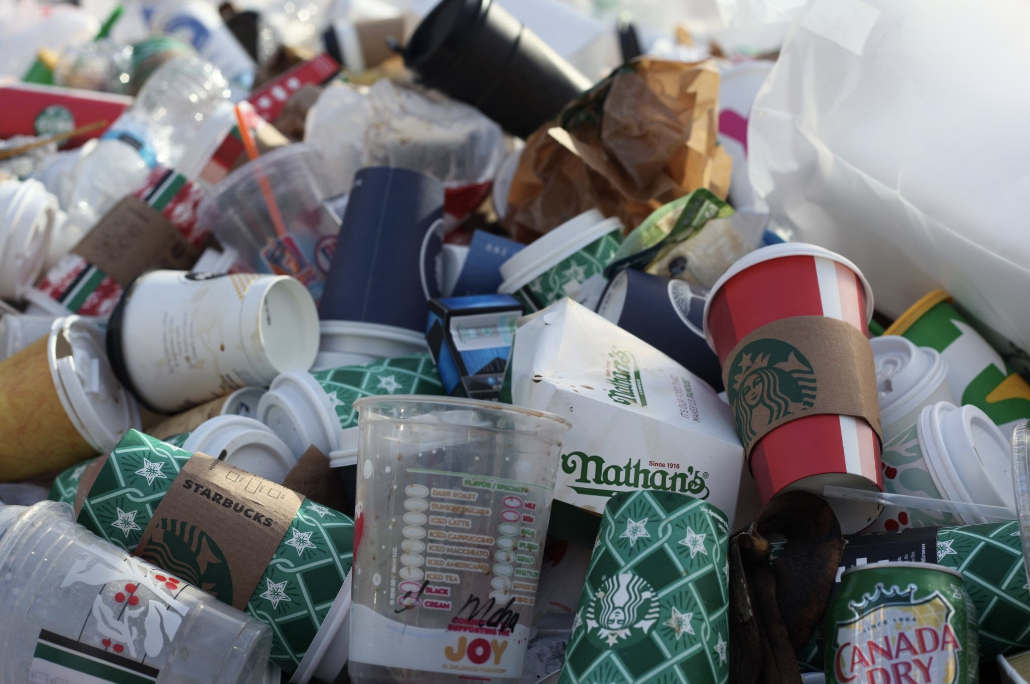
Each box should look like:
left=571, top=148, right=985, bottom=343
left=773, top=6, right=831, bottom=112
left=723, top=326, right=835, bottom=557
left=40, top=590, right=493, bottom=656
left=0, top=179, right=57, bottom=301
left=318, top=320, right=427, bottom=365
left=498, top=209, right=623, bottom=311
left=182, top=415, right=298, bottom=483
left=872, top=401, right=1013, bottom=530
left=257, top=370, right=340, bottom=457
left=871, top=335, right=956, bottom=443
left=108, top=271, right=319, bottom=413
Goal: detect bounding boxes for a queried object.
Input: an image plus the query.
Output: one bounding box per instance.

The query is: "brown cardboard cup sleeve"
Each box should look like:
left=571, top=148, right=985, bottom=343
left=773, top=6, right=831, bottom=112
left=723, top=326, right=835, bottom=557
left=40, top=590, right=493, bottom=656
left=135, top=453, right=304, bottom=610
left=721, top=316, right=882, bottom=458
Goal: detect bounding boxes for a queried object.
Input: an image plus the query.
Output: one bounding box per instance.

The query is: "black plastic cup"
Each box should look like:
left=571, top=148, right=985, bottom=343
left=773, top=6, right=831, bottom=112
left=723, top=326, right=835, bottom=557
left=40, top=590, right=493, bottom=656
left=597, top=269, right=725, bottom=391
left=403, top=0, right=592, bottom=138
left=319, top=167, right=445, bottom=332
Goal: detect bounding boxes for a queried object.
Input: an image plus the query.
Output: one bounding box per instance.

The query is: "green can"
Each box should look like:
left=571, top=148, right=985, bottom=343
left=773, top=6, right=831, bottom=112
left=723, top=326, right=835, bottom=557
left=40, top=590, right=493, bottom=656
left=825, top=562, right=978, bottom=684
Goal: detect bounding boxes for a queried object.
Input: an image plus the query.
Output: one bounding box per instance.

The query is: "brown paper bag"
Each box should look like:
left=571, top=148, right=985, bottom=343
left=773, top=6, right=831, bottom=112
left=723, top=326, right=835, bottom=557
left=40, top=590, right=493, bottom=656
left=504, top=58, right=731, bottom=243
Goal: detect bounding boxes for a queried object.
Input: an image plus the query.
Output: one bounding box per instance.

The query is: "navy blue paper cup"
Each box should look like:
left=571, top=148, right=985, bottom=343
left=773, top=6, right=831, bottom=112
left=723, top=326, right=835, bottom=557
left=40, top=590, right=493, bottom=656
left=597, top=269, right=724, bottom=391
left=320, top=167, right=445, bottom=332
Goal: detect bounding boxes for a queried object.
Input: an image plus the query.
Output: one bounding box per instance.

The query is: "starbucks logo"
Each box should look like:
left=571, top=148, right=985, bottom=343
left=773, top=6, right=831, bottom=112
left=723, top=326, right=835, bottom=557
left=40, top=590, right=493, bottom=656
left=583, top=572, right=660, bottom=649
left=34, top=105, right=74, bottom=138
left=726, top=339, right=816, bottom=447
left=667, top=280, right=707, bottom=338
left=139, top=518, right=234, bottom=602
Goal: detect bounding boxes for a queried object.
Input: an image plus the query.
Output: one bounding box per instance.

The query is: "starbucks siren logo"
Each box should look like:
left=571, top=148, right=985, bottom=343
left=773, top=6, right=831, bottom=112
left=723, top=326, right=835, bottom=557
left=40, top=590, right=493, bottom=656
left=726, top=339, right=816, bottom=447
left=667, top=280, right=707, bottom=338
left=584, top=572, right=660, bottom=649
left=34, top=105, right=75, bottom=138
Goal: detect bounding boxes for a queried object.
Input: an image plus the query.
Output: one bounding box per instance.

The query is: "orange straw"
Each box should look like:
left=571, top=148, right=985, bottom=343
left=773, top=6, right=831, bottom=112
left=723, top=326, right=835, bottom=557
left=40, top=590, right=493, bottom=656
left=234, top=104, right=287, bottom=238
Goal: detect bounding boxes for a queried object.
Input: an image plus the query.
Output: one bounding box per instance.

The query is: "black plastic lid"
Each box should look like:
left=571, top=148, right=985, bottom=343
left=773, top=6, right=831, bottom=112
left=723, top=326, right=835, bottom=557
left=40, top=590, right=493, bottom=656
left=403, top=0, right=488, bottom=79
left=105, top=273, right=164, bottom=415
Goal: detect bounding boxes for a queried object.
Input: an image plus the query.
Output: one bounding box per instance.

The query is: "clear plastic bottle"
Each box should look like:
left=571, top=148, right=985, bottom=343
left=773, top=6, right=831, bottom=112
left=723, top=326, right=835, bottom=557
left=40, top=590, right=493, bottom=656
left=0, top=501, right=272, bottom=684
left=61, top=55, right=231, bottom=243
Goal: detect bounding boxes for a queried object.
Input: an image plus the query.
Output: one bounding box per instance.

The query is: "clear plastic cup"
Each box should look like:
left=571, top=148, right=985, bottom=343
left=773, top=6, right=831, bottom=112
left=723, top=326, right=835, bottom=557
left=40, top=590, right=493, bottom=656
left=197, top=144, right=340, bottom=303
left=0, top=501, right=271, bottom=684
left=349, top=396, right=571, bottom=684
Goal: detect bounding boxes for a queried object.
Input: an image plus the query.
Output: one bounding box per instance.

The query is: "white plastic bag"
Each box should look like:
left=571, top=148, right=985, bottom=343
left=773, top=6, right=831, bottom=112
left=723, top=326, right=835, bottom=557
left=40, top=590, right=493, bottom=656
left=749, top=0, right=1030, bottom=353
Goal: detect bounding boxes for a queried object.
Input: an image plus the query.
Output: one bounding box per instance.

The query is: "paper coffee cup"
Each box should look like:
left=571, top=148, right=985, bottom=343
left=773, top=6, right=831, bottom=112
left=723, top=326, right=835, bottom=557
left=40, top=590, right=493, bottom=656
left=704, top=243, right=882, bottom=533
left=559, top=491, right=729, bottom=684
left=148, top=387, right=266, bottom=440
left=317, top=320, right=428, bottom=369
left=872, top=335, right=956, bottom=443
left=886, top=290, right=1030, bottom=436
left=181, top=415, right=298, bottom=483
left=500, top=209, right=623, bottom=313
left=0, top=316, right=140, bottom=482
left=871, top=401, right=1013, bottom=531
left=0, top=179, right=56, bottom=301
left=0, top=313, right=61, bottom=362
left=108, top=271, right=319, bottom=413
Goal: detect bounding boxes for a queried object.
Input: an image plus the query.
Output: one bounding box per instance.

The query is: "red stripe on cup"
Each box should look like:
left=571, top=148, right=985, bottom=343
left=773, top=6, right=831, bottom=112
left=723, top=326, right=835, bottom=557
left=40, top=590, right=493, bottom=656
left=750, top=415, right=847, bottom=501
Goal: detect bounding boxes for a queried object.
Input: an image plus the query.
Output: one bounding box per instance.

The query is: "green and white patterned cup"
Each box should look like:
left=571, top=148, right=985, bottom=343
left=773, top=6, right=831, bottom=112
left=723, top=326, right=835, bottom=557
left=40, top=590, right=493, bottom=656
left=560, top=490, right=730, bottom=684
left=499, top=209, right=623, bottom=313
left=75, top=430, right=354, bottom=680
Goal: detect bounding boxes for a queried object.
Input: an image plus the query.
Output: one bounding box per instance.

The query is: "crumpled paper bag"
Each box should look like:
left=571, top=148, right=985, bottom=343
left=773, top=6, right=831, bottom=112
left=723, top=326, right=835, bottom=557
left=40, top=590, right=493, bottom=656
left=504, top=58, right=732, bottom=242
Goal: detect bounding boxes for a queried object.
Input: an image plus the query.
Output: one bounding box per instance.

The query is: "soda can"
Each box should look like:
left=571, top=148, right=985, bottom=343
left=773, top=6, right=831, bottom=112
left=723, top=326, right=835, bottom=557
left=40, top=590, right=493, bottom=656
left=825, top=562, right=978, bottom=684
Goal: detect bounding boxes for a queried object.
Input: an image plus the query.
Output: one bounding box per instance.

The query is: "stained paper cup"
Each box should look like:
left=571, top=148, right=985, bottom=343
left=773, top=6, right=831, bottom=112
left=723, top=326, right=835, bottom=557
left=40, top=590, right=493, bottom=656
left=885, top=290, right=1030, bottom=436
left=0, top=179, right=56, bottom=301
left=499, top=209, right=623, bottom=312
left=871, top=335, right=956, bottom=444
left=871, top=402, right=1013, bottom=531
left=703, top=243, right=881, bottom=533
left=181, top=415, right=298, bottom=483
left=0, top=316, right=140, bottom=482
left=107, top=271, right=319, bottom=413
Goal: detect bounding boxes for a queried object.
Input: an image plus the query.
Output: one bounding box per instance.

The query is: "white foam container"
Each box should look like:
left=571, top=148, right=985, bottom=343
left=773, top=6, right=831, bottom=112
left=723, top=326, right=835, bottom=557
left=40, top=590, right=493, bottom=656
left=257, top=371, right=340, bottom=458
left=48, top=316, right=141, bottom=453
left=498, top=209, right=622, bottom=296
left=0, top=179, right=57, bottom=301
left=872, top=335, right=956, bottom=443
left=182, top=415, right=298, bottom=483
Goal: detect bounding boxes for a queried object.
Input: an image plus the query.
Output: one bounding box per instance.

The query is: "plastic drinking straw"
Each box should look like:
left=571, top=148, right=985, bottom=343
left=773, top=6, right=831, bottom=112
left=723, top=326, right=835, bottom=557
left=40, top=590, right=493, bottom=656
left=234, top=104, right=287, bottom=238
left=823, top=485, right=1017, bottom=521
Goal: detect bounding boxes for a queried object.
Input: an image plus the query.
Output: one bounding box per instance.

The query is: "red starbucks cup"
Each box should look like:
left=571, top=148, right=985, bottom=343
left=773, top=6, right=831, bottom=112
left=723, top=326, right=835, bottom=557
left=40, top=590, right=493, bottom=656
left=703, top=243, right=882, bottom=533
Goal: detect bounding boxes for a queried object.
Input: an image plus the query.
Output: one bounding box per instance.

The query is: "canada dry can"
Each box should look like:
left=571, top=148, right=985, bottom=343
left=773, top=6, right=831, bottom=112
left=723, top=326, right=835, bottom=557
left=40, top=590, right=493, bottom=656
left=825, top=562, right=978, bottom=684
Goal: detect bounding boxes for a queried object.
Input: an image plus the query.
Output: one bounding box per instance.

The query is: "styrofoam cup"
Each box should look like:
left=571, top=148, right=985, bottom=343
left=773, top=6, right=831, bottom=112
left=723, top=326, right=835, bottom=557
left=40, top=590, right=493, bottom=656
left=182, top=415, right=299, bottom=483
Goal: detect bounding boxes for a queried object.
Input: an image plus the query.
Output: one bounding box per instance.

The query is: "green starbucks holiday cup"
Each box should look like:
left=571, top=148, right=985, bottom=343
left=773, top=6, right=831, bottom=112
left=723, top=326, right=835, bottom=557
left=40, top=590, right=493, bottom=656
left=559, top=490, right=730, bottom=684
left=75, top=430, right=354, bottom=680
left=885, top=290, right=1030, bottom=435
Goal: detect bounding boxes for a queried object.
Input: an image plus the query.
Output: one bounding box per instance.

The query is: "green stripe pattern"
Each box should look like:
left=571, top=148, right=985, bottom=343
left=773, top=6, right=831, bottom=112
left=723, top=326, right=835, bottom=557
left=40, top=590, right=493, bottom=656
left=519, top=230, right=623, bottom=313
left=33, top=641, right=156, bottom=684
left=560, top=490, right=729, bottom=684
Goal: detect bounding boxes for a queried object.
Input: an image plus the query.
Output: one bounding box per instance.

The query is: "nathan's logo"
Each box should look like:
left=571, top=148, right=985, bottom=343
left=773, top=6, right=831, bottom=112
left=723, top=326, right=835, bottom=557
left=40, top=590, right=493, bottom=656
left=583, top=572, right=660, bottom=649
left=606, top=348, right=647, bottom=407
left=832, top=583, right=962, bottom=684
left=726, top=339, right=816, bottom=448
left=561, top=452, right=709, bottom=500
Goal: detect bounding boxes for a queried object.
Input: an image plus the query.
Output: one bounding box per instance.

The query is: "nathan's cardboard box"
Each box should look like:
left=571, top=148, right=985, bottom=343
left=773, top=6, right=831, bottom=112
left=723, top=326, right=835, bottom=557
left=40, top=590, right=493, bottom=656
left=507, top=299, right=759, bottom=531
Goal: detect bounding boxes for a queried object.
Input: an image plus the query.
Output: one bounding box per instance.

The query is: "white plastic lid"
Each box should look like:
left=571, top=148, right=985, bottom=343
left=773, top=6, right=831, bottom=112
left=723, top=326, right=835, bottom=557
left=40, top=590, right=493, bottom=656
left=290, top=570, right=352, bottom=684
left=182, top=415, right=298, bottom=483
left=919, top=402, right=1014, bottom=523
left=871, top=336, right=947, bottom=427
left=257, top=371, right=340, bottom=457
left=0, top=179, right=56, bottom=301
left=48, top=316, right=141, bottom=452
left=1011, top=421, right=1030, bottom=591
left=498, top=210, right=623, bottom=293
left=595, top=269, right=629, bottom=323
left=702, top=243, right=875, bottom=350
left=320, top=319, right=427, bottom=352
left=222, top=387, right=266, bottom=419
left=328, top=427, right=360, bottom=468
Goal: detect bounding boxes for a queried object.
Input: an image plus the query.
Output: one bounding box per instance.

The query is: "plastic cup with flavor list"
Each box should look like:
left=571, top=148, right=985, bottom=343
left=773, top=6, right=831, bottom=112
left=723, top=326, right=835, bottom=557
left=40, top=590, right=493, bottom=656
left=872, top=335, right=957, bottom=444
left=0, top=178, right=58, bottom=301
left=313, top=320, right=429, bottom=371
left=348, top=396, right=571, bottom=684
left=885, top=290, right=1030, bottom=436
left=499, top=209, right=623, bottom=313
left=703, top=243, right=883, bottom=533
left=197, top=144, right=341, bottom=303
left=0, top=316, right=140, bottom=482
left=147, top=387, right=267, bottom=442
left=180, top=415, right=298, bottom=484
left=402, top=0, right=592, bottom=139
left=76, top=430, right=356, bottom=680
left=869, top=401, right=1014, bottom=532
left=596, top=269, right=723, bottom=391
left=557, top=491, right=730, bottom=684
left=320, top=166, right=445, bottom=333
left=0, top=501, right=273, bottom=684
left=106, top=271, right=319, bottom=414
